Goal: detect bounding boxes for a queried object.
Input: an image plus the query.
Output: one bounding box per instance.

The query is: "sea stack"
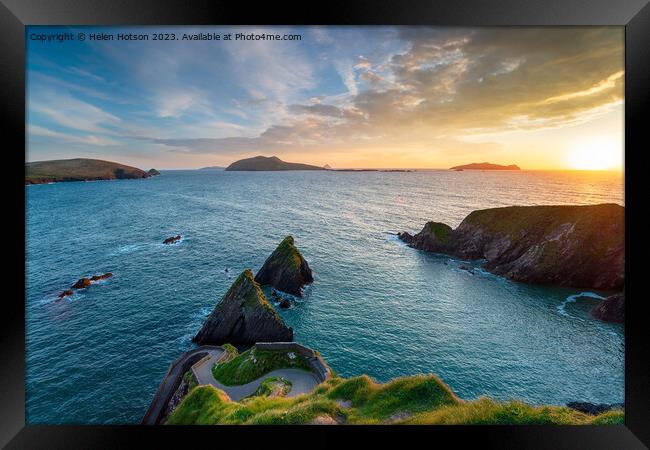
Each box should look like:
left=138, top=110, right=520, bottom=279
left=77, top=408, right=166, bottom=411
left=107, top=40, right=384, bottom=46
left=255, top=236, right=313, bottom=297
left=192, top=269, right=293, bottom=346
left=399, top=204, right=624, bottom=291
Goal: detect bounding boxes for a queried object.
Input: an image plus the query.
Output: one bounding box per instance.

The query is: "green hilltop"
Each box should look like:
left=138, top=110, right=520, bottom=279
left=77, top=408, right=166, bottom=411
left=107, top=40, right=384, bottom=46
left=166, top=345, right=623, bottom=425
left=25, top=158, right=157, bottom=184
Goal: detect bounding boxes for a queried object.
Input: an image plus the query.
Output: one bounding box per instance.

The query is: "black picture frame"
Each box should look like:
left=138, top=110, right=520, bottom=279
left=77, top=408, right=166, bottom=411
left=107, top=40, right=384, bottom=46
left=2, top=0, right=648, bottom=448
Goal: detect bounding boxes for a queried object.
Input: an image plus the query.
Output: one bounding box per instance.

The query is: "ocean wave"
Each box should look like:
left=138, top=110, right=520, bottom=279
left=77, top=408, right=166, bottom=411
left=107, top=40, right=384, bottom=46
left=557, top=292, right=605, bottom=318
left=384, top=232, right=409, bottom=247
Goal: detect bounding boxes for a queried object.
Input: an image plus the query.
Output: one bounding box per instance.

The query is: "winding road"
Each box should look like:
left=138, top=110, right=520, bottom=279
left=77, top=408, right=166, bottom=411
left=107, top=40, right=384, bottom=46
left=191, top=350, right=321, bottom=401
left=142, top=345, right=323, bottom=424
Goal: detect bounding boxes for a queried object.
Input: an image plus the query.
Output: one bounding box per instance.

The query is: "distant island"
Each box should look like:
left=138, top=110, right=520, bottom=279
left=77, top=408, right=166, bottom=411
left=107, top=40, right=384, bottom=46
left=450, top=162, right=521, bottom=171
left=25, top=158, right=159, bottom=184
left=225, top=156, right=325, bottom=171
left=198, top=166, right=225, bottom=170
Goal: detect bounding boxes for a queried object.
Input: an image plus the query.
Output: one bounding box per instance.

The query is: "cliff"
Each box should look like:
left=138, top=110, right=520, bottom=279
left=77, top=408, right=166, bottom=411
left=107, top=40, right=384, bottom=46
left=25, top=158, right=153, bottom=184
left=192, top=269, right=293, bottom=346
left=399, top=204, right=624, bottom=291
left=225, top=156, right=324, bottom=171
left=167, top=362, right=623, bottom=425
left=450, top=162, right=521, bottom=170
left=255, top=236, right=314, bottom=297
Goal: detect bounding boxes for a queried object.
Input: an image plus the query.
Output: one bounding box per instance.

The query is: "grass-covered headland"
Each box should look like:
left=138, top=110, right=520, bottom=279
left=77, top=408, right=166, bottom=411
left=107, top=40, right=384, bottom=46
left=169, top=369, right=623, bottom=425
left=212, top=346, right=312, bottom=386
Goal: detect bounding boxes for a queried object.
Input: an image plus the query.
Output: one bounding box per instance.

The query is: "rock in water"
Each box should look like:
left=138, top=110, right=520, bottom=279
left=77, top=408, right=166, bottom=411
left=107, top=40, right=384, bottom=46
left=255, top=236, right=313, bottom=297
left=192, top=269, right=293, bottom=346
left=591, top=292, right=624, bottom=323
left=163, top=235, right=181, bottom=245
left=399, top=204, right=624, bottom=291
left=72, top=278, right=92, bottom=289
left=58, top=289, right=73, bottom=299
left=90, top=272, right=113, bottom=282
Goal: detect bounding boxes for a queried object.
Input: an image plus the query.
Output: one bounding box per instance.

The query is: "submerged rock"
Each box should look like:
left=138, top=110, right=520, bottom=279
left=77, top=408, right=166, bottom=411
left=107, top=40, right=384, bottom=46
left=163, top=235, right=181, bottom=245
left=192, top=269, right=293, bottom=346
left=255, top=236, right=313, bottom=297
left=278, top=298, right=292, bottom=309
left=590, top=292, right=624, bottom=323
left=58, top=289, right=73, bottom=299
left=399, top=204, right=624, bottom=291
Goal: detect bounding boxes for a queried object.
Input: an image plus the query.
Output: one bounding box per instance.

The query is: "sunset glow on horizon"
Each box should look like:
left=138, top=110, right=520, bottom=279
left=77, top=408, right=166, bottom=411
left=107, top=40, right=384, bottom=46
left=27, top=26, right=624, bottom=171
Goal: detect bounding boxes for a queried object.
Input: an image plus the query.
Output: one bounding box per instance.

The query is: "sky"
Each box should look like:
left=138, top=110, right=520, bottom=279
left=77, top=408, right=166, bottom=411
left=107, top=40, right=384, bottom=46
left=26, top=26, right=624, bottom=170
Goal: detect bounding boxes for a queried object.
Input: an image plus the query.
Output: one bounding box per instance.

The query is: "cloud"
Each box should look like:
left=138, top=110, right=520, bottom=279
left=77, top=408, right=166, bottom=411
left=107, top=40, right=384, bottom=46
left=27, top=26, right=624, bottom=166
left=288, top=103, right=343, bottom=117
left=29, top=91, right=122, bottom=134
left=156, top=90, right=205, bottom=118
left=29, top=125, right=119, bottom=146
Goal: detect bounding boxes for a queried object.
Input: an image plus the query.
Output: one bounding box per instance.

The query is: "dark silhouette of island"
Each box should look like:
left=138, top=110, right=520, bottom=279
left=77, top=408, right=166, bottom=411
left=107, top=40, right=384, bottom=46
left=25, top=158, right=157, bottom=184
left=450, top=162, right=521, bottom=171
left=198, top=166, right=225, bottom=170
left=225, top=156, right=325, bottom=171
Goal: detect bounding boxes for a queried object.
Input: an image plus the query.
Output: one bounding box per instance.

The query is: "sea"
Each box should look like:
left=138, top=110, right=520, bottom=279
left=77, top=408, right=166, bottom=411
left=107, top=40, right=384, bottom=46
left=25, top=169, right=624, bottom=424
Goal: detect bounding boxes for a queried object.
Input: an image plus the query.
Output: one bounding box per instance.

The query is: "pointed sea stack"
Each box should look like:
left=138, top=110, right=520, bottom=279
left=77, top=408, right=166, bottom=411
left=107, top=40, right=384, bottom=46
left=192, top=269, right=293, bottom=346
left=255, top=236, right=313, bottom=297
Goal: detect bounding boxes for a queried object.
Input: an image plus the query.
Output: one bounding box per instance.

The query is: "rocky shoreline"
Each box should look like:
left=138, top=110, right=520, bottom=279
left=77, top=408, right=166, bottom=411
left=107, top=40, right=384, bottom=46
left=398, top=204, right=624, bottom=321
left=398, top=204, right=624, bottom=290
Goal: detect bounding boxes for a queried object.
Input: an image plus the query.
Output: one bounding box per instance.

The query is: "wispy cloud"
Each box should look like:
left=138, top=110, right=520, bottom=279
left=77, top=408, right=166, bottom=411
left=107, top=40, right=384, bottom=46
left=26, top=26, right=624, bottom=168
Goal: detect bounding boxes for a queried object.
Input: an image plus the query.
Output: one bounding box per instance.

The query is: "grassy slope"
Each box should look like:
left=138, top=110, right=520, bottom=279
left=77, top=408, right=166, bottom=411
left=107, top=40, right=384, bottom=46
left=167, top=374, right=623, bottom=425
left=234, top=269, right=281, bottom=318
left=268, top=236, right=303, bottom=269
left=212, top=346, right=312, bottom=386
left=426, top=222, right=453, bottom=243
left=461, top=204, right=623, bottom=236
left=25, top=158, right=148, bottom=183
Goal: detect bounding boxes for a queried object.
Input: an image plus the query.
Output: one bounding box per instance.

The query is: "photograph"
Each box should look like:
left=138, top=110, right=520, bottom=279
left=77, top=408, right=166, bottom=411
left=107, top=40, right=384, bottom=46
left=24, top=24, right=626, bottom=427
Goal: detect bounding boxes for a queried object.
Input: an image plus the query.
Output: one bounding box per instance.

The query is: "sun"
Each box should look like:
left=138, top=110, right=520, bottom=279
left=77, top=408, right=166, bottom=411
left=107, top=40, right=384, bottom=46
left=566, top=136, right=623, bottom=170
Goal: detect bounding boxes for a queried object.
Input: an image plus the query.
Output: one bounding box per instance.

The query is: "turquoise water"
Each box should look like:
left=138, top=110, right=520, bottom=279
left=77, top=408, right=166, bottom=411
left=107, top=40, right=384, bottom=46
left=26, top=170, right=624, bottom=424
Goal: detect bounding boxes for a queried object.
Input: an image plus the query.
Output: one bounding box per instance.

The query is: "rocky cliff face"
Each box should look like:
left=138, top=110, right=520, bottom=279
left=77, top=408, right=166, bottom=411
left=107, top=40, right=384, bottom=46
left=255, top=236, right=314, bottom=297
left=192, top=269, right=293, bottom=346
left=399, top=204, right=624, bottom=291
left=591, top=292, right=624, bottom=323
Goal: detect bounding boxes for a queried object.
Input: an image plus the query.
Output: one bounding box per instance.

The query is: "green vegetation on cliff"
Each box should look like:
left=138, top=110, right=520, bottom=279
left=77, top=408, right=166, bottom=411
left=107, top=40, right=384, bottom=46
left=25, top=158, right=154, bottom=184
left=192, top=269, right=293, bottom=345
left=400, top=203, right=624, bottom=291
left=212, top=346, right=312, bottom=386
left=167, top=373, right=622, bottom=425
left=249, top=377, right=293, bottom=398
left=254, top=236, right=314, bottom=297
left=426, top=222, right=452, bottom=243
